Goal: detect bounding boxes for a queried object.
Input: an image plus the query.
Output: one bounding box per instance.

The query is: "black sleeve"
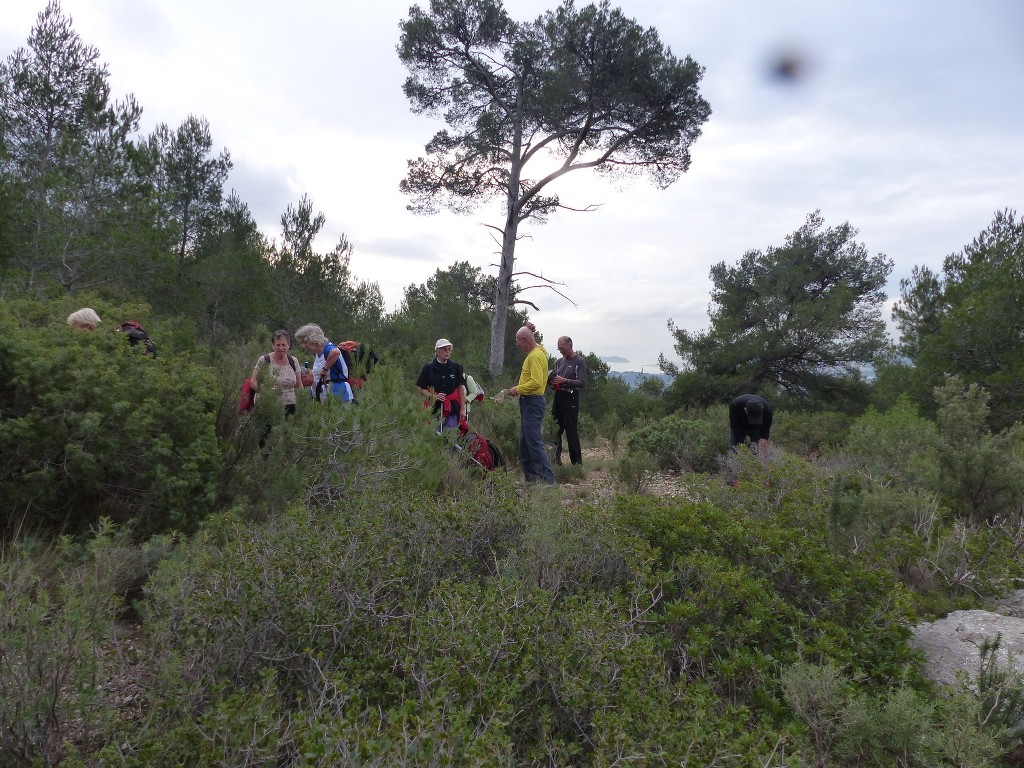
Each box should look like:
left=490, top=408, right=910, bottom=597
left=571, top=357, right=587, bottom=389
left=728, top=398, right=744, bottom=432
left=415, top=364, right=432, bottom=390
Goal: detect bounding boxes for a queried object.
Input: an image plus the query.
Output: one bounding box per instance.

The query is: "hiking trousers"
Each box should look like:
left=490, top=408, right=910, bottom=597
left=519, top=395, right=556, bottom=484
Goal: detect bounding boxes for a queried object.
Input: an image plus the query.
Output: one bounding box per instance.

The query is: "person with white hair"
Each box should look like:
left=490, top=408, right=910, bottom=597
left=416, top=338, right=467, bottom=432
left=295, top=323, right=354, bottom=403
left=66, top=308, right=101, bottom=330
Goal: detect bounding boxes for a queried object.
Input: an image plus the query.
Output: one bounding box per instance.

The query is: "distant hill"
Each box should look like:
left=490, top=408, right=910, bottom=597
left=609, top=370, right=672, bottom=389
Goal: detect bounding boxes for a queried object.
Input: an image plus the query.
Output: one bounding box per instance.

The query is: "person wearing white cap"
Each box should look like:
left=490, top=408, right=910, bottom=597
left=416, top=338, right=467, bottom=432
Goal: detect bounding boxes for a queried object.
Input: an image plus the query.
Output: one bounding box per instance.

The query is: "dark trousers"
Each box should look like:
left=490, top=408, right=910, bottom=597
left=552, top=390, right=582, bottom=465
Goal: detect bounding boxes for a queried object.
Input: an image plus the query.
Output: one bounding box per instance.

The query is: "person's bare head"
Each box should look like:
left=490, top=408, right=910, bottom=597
left=556, top=336, right=574, bottom=358
left=515, top=326, right=536, bottom=353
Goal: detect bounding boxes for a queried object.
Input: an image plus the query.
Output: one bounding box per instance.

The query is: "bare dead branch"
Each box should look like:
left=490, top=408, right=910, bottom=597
left=514, top=298, right=540, bottom=311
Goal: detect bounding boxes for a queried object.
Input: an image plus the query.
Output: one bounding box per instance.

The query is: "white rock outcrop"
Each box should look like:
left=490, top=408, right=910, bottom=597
left=911, top=590, right=1024, bottom=687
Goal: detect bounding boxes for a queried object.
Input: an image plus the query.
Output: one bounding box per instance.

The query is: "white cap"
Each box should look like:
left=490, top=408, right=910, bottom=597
left=435, top=338, right=453, bottom=349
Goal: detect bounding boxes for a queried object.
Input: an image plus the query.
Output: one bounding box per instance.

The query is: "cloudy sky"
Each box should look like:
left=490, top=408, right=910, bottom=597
left=3, top=0, right=1023, bottom=371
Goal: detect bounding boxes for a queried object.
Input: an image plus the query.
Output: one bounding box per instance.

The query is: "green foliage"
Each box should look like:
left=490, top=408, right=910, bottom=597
left=894, top=209, right=1024, bottom=428
left=933, top=376, right=1024, bottom=524
left=0, top=523, right=127, bottom=767
left=782, top=661, right=1007, bottom=767
left=975, top=635, right=1024, bottom=751
left=625, top=413, right=723, bottom=473
left=612, top=450, right=659, bottom=493
left=842, top=397, right=941, bottom=490
left=0, top=299, right=221, bottom=537
left=103, top=479, right=826, bottom=767
left=772, top=409, right=854, bottom=456
left=379, top=261, right=525, bottom=378
left=829, top=387, right=1024, bottom=606
left=582, top=371, right=634, bottom=435
left=0, top=1, right=153, bottom=295
left=0, top=9, right=384, bottom=350
left=216, top=361, right=453, bottom=520
left=617, top=493, right=919, bottom=701
left=668, top=210, right=892, bottom=406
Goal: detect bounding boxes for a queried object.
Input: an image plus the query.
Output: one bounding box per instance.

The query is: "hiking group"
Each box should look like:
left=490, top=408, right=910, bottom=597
left=69, top=308, right=769, bottom=484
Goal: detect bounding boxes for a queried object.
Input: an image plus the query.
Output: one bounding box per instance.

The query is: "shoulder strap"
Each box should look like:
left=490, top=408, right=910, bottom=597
left=325, top=343, right=349, bottom=383
left=261, top=354, right=297, bottom=373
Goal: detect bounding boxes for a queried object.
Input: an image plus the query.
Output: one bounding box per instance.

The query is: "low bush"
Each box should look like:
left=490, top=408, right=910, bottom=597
left=625, top=414, right=723, bottom=473
left=772, top=409, right=855, bottom=456
left=782, top=660, right=1009, bottom=767
left=113, top=489, right=799, bottom=766
left=615, top=493, right=921, bottom=696
left=0, top=300, right=221, bottom=537
left=0, top=523, right=128, bottom=767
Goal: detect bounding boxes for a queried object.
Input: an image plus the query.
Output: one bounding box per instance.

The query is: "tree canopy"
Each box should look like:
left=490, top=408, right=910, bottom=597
left=398, top=0, right=710, bottom=373
left=0, top=0, right=148, bottom=292
left=893, top=209, right=1024, bottom=427
left=665, top=211, right=893, bottom=407
left=0, top=2, right=384, bottom=349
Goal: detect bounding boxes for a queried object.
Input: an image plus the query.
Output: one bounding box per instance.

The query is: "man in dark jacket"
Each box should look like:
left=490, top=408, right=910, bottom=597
left=416, top=338, right=467, bottom=432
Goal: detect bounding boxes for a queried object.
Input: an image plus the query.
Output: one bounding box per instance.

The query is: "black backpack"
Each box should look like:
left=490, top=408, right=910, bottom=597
left=337, top=341, right=379, bottom=386
left=488, top=439, right=507, bottom=470
left=120, top=321, right=157, bottom=357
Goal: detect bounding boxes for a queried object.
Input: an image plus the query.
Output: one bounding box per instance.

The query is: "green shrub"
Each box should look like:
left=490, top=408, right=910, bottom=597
left=625, top=414, right=723, bottom=473
left=575, top=411, right=598, bottom=443
left=612, top=450, right=659, bottom=493
left=934, top=377, right=1024, bottom=524
left=828, top=474, right=943, bottom=550
left=773, top=409, right=854, bottom=456
left=616, top=494, right=920, bottom=695
left=842, top=397, right=940, bottom=491
left=0, top=300, right=221, bottom=537
left=782, top=661, right=1007, bottom=767
left=124, top=489, right=797, bottom=766
left=0, top=524, right=125, bottom=767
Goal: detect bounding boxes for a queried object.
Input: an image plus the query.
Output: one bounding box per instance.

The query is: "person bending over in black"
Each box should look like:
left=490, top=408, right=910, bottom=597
left=728, top=394, right=773, bottom=453
left=727, top=394, right=773, bottom=486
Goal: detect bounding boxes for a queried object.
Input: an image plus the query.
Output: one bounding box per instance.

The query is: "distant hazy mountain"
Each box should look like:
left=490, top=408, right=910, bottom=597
left=599, top=355, right=629, bottom=364
left=609, top=370, right=672, bottom=389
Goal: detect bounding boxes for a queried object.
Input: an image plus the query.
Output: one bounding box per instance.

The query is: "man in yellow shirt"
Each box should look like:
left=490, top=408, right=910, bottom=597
left=502, top=325, right=557, bottom=484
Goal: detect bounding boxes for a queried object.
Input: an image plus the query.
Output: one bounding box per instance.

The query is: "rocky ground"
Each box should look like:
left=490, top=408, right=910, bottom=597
left=912, top=594, right=1024, bottom=687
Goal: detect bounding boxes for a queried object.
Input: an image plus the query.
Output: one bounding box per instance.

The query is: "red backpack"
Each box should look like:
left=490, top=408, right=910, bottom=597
left=238, top=377, right=256, bottom=414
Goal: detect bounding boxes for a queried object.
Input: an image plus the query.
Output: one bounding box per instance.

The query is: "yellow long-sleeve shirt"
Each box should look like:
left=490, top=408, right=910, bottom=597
left=516, top=345, right=549, bottom=396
